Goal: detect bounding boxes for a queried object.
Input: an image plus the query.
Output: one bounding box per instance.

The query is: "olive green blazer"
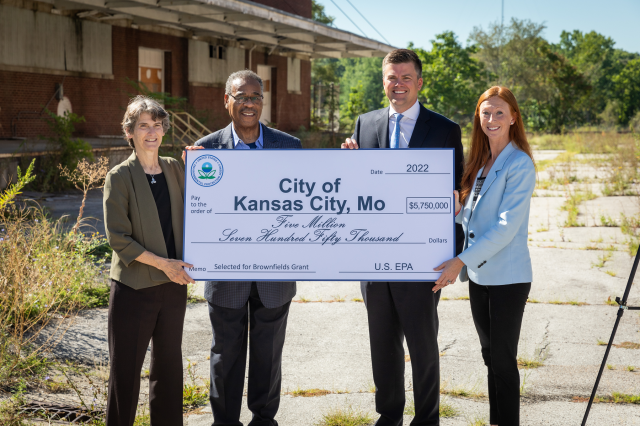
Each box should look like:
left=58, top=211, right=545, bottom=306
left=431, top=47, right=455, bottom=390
left=103, top=151, right=185, bottom=290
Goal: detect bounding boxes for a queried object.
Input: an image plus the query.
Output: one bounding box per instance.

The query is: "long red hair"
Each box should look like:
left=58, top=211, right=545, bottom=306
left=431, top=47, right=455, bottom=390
left=460, top=86, right=535, bottom=204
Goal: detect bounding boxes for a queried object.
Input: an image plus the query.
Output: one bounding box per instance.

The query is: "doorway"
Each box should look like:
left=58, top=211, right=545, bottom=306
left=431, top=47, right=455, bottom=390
left=257, top=65, right=274, bottom=125
left=139, top=47, right=164, bottom=94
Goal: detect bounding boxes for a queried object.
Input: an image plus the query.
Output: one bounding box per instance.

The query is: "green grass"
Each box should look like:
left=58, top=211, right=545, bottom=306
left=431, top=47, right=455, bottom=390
left=618, top=342, right=640, bottom=349
left=549, top=300, right=589, bottom=306
left=600, top=215, right=618, bottom=227
left=530, top=131, right=635, bottom=154
left=404, top=398, right=457, bottom=418
left=619, top=213, right=640, bottom=255
left=316, top=406, right=374, bottom=426
left=440, top=381, right=486, bottom=399
left=574, top=392, right=640, bottom=404
left=560, top=189, right=596, bottom=227
left=289, top=388, right=332, bottom=397
left=183, top=360, right=209, bottom=411
left=592, top=246, right=616, bottom=268
left=466, top=415, right=489, bottom=426
left=517, top=356, right=545, bottom=369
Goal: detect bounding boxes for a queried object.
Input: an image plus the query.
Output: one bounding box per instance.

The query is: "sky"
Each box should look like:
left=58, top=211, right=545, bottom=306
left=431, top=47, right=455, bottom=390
left=317, top=0, right=640, bottom=54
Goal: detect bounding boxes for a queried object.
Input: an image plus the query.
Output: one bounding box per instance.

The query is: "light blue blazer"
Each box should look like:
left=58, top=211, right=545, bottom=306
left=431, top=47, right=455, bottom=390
left=456, top=142, right=536, bottom=285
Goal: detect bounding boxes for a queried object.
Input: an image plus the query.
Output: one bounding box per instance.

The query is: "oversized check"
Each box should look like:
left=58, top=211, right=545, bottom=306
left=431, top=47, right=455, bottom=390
left=183, top=149, right=455, bottom=281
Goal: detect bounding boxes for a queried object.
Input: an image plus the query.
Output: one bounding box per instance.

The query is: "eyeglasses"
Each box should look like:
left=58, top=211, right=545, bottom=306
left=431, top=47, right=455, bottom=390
left=229, top=94, right=264, bottom=104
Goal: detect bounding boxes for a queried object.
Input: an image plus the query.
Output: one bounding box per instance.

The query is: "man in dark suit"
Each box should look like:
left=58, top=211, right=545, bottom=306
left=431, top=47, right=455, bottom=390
left=186, top=70, right=300, bottom=426
left=342, top=49, right=464, bottom=426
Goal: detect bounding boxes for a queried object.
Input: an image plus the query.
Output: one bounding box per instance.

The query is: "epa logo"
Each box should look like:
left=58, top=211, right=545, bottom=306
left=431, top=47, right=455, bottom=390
left=191, top=154, right=223, bottom=187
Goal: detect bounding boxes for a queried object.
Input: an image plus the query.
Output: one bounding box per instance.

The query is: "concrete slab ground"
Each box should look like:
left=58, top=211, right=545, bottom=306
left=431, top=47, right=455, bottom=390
left=41, top=286, right=640, bottom=425
left=22, top=149, right=640, bottom=425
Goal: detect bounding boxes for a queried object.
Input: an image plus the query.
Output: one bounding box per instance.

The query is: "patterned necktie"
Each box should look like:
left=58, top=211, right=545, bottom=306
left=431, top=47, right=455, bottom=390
left=391, top=113, right=404, bottom=149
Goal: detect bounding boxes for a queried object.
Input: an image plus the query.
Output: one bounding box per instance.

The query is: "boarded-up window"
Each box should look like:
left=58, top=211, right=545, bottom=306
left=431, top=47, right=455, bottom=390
left=287, top=57, right=301, bottom=93
left=188, top=40, right=244, bottom=85
left=139, top=47, right=164, bottom=93
left=0, top=4, right=112, bottom=75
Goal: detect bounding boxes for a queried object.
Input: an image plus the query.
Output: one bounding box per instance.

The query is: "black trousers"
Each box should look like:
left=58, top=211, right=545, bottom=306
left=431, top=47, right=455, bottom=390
left=208, top=283, right=290, bottom=426
left=469, top=280, right=531, bottom=426
left=364, top=282, right=441, bottom=426
left=106, top=280, right=187, bottom=426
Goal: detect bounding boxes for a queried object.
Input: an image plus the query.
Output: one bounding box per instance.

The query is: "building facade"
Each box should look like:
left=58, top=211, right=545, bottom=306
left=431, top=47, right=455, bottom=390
left=0, top=0, right=392, bottom=142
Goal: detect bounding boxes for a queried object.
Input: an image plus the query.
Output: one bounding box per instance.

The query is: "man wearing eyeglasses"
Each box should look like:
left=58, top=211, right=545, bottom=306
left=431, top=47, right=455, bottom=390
left=187, top=69, right=301, bottom=426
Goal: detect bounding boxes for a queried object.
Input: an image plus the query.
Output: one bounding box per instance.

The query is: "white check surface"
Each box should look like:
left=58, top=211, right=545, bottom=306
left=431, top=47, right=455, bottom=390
left=183, top=149, right=455, bottom=281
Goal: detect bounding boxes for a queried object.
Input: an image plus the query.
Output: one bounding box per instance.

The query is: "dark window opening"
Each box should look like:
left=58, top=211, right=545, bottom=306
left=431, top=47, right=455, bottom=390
left=209, top=45, right=226, bottom=60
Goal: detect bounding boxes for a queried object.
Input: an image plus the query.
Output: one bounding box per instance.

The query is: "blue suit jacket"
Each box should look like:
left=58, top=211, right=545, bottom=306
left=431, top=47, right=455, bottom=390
left=456, top=142, right=535, bottom=285
left=194, top=123, right=301, bottom=308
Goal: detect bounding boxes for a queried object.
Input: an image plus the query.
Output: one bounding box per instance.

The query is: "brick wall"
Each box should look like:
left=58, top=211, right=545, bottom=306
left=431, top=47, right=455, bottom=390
left=250, top=0, right=311, bottom=18
left=0, top=26, right=188, bottom=140
left=244, top=49, right=311, bottom=132
left=0, top=10, right=311, bottom=139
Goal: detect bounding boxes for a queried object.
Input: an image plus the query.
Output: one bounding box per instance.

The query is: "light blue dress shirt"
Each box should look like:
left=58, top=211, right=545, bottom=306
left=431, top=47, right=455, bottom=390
left=231, top=123, right=264, bottom=149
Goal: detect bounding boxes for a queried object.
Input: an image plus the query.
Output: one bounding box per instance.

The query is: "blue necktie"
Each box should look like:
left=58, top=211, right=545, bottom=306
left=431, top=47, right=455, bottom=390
left=391, top=113, right=404, bottom=149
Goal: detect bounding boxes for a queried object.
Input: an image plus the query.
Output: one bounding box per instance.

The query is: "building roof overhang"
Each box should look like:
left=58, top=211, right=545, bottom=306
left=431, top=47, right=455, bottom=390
left=50, top=0, right=396, bottom=58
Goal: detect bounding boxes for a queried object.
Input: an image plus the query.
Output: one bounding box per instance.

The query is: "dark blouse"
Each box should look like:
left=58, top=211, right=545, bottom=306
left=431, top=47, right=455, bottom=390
left=146, top=172, right=177, bottom=260
left=473, top=177, right=486, bottom=208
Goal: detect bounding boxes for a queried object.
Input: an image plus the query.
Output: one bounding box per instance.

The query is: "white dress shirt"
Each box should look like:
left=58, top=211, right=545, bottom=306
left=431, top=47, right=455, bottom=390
left=388, top=100, right=420, bottom=149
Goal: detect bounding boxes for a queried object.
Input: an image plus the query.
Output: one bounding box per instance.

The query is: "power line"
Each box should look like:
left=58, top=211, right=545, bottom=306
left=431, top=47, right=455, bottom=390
left=329, top=0, right=369, bottom=39
left=281, top=0, right=299, bottom=15
left=344, top=0, right=391, bottom=45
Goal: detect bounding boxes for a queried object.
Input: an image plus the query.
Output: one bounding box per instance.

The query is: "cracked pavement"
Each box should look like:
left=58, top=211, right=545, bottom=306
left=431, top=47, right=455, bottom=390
left=31, top=150, right=640, bottom=425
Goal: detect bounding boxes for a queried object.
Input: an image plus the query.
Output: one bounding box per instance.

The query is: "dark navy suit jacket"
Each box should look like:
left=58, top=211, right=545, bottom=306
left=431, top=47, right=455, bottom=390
left=194, top=123, right=301, bottom=309
left=352, top=104, right=465, bottom=293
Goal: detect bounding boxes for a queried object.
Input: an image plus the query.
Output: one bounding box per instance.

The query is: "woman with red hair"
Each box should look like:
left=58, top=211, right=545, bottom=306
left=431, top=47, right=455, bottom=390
left=433, top=86, right=536, bottom=426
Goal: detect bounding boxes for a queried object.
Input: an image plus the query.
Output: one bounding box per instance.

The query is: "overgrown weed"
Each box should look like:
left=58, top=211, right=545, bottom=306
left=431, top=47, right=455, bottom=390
left=316, top=405, right=374, bottom=426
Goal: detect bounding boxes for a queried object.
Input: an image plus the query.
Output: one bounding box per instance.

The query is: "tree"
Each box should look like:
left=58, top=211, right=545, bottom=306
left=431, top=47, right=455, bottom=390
left=553, top=30, right=621, bottom=123
left=470, top=18, right=547, bottom=94
left=311, top=58, right=341, bottom=131
left=312, top=0, right=335, bottom=26
left=338, top=57, right=384, bottom=109
left=311, top=57, right=384, bottom=132
left=529, top=44, right=592, bottom=133
left=469, top=19, right=593, bottom=132
left=613, top=58, right=640, bottom=126
left=414, top=32, right=488, bottom=125
left=340, top=82, right=368, bottom=132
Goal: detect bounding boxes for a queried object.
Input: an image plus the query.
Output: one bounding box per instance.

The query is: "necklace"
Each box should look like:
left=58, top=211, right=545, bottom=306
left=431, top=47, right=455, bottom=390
left=149, top=174, right=156, bottom=184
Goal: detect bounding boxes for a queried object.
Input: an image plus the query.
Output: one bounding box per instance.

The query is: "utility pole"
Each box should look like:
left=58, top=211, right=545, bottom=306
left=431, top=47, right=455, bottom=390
left=498, top=0, right=504, bottom=84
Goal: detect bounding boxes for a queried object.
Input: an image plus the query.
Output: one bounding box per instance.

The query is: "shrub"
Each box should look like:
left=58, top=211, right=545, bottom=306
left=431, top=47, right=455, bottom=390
left=31, top=110, right=94, bottom=192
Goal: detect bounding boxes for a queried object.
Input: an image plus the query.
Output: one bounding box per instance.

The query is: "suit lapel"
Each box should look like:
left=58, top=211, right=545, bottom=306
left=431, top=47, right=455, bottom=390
left=261, top=124, right=277, bottom=149
left=474, top=143, right=517, bottom=207
left=159, top=158, right=184, bottom=260
left=221, top=124, right=234, bottom=149
left=376, top=107, right=390, bottom=149
left=408, top=104, right=431, bottom=148
left=128, top=152, right=168, bottom=258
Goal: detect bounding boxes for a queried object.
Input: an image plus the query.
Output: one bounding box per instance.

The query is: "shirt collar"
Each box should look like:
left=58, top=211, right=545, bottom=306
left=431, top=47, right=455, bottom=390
left=389, top=99, right=420, bottom=121
left=231, top=123, right=264, bottom=148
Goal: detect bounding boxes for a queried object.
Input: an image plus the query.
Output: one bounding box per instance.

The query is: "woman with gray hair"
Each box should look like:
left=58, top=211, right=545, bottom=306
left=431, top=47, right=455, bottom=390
left=103, top=95, right=195, bottom=425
